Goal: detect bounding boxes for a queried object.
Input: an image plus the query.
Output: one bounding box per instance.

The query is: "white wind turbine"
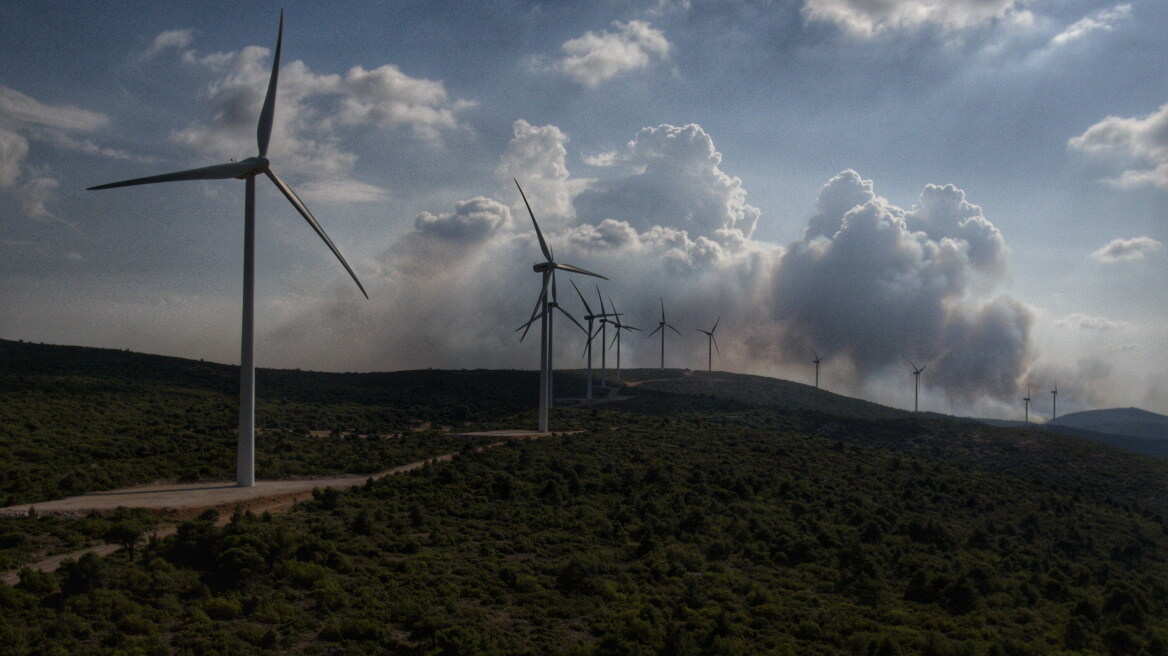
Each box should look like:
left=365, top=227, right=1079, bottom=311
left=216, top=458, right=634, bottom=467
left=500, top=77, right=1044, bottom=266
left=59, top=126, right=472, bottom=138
left=1023, top=387, right=1032, bottom=424
left=696, top=317, right=720, bottom=372
left=571, top=280, right=604, bottom=400
left=909, top=359, right=927, bottom=413
left=1050, top=384, right=1058, bottom=424
left=88, top=12, right=367, bottom=488
left=647, top=298, right=682, bottom=369
left=606, top=297, right=639, bottom=383
left=595, top=288, right=620, bottom=388
left=812, top=349, right=821, bottom=389
left=514, top=180, right=605, bottom=432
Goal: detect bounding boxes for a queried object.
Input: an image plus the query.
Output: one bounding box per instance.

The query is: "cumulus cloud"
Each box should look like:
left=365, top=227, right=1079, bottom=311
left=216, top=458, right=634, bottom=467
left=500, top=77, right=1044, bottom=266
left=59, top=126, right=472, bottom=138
left=266, top=123, right=1032, bottom=414
left=1068, top=102, right=1168, bottom=189
left=772, top=170, right=1030, bottom=403
left=801, top=0, right=1023, bottom=37
left=1051, top=3, right=1130, bottom=46
left=170, top=40, right=473, bottom=198
left=143, top=29, right=194, bottom=58
left=555, top=20, right=670, bottom=86
left=573, top=124, right=760, bottom=243
left=1091, top=236, right=1162, bottom=262
left=0, top=85, right=114, bottom=219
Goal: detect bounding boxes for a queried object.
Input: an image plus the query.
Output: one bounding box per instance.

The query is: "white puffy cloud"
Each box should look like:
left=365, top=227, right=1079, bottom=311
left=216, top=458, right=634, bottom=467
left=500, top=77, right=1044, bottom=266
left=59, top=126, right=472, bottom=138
left=170, top=41, right=473, bottom=198
left=1051, top=3, right=1130, bottom=46
left=0, top=85, right=114, bottom=219
left=801, top=0, right=1023, bottom=37
left=414, top=196, right=511, bottom=241
left=498, top=119, right=576, bottom=223
left=0, top=127, right=29, bottom=188
left=143, top=29, right=194, bottom=58
left=1091, top=236, right=1163, bottom=263
left=1069, top=102, right=1168, bottom=189
left=573, top=124, right=760, bottom=243
left=556, top=20, right=671, bottom=87
left=772, top=170, right=1029, bottom=403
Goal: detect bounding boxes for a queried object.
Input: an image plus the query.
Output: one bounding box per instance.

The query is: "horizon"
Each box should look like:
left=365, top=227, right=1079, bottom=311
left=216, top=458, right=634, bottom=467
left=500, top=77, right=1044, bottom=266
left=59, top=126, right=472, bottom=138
left=2, top=1, right=1166, bottom=419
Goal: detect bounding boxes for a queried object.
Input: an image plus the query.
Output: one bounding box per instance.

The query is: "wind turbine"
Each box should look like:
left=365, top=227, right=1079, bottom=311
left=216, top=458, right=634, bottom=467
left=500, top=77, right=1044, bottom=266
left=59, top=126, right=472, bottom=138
left=606, top=298, right=639, bottom=383
left=1050, top=384, right=1058, bottom=424
left=1023, top=387, right=1032, bottom=424
left=514, top=180, right=605, bottom=432
left=812, top=349, right=821, bottom=389
left=696, top=317, right=720, bottom=372
left=571, top=280, right=604, bottom=400
left=595, top=288, right=620, bottom=388
left=647, top=298, right=682, bottom=369
left=909, top=360, right=927, bottom=413
left=87, top=12, right=366, bottom=488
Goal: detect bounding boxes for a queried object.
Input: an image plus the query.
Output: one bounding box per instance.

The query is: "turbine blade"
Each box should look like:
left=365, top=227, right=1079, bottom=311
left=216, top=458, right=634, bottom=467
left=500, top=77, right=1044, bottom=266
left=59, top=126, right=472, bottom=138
left=623, top=324, right=640, bottom=332
left=515, top=179, right=552, bottom=262
left=668, top=323, right=682, bottom=336
left=555, top=305, right=586, bottom=333
left=596, top=284, right=606, bottom=315
left=660, top=297, right=665, bottom=322
left=552, top=262, right=608, bottom=280
left=648, top=325, right=662, bottom=337
left=257, top=10, right=283, bottom=158
left=571, top=279, right=592, bottom=315
left=88, top=160, right=259, bottom=190
left=712, top=316, right=720, bottom=333
left=712, top=336, right=719, bottom=354
left=265, top=169, right=368, bottom=298
left=516, top=309, right=547, bottom=341
left=609, top=331, right=619, bottom=350
left=919, top=365, right=927, bottom=374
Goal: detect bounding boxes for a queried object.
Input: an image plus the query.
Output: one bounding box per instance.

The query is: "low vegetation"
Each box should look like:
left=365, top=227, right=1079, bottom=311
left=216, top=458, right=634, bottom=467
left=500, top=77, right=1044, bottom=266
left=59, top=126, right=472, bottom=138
left=3, top=339, right=1168, bottom=654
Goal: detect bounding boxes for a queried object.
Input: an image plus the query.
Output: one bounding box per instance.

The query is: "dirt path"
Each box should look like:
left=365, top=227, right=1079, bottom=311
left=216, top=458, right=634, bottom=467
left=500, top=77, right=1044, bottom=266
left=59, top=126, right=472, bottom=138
left=1, top=430, right=563, bottom=585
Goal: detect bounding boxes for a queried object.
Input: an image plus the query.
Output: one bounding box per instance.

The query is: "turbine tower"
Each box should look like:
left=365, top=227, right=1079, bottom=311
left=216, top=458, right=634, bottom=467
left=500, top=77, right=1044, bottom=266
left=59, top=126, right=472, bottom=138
left=909, top=360, right=927, bottom=413
left=572, top=280, right=614, bottom=400
left=606, top=298, right=639, bottom=383
left=696, top=317, right=720, bottom=372
left=812, top=349, right=821, bottom=389
left=514, top=180, right=605, bottom=432
left=1023, top=387, right=1032, bottom=424
left=88, top=12, right=367, bottom=488
left=595, top=288, right=620, bottom=388
left=1050, top=384, right=1058, bottom=424
left=647, top=298, right=682, bottom=369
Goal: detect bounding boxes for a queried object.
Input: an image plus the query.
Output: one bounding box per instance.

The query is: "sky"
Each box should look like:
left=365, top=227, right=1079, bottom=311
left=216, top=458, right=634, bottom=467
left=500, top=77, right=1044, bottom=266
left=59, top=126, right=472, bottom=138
left=2, top=0, right=1166, bottom=419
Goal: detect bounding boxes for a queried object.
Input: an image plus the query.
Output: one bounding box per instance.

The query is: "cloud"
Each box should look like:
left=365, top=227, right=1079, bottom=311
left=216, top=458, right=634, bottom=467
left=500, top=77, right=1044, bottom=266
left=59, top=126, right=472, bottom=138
left=801, top=0, right=1023, bottom=37
left=414, top=196, right=511, bottom=241
left=0, top=127, right=29, bottom=187
left=170, top=40, right=473, bottom=196
left=1068, top=102, right=1168, bottom=189
left=498, top=119, right=576, bottom=222
left=1051, top=3, right=1130, bottom=46
left=772, top=169, right=1030, bottom=403
left=143, top=29, right=194, bottom=58
left=1054, top=313, right=1127, bottom=331
left=1091, top=236, right=1162, bottom=263
left=0, top=85, right=114, bottom=219
left=573, top=124, right=760, bottom=243
left=556, top=20, right=671, bottom=87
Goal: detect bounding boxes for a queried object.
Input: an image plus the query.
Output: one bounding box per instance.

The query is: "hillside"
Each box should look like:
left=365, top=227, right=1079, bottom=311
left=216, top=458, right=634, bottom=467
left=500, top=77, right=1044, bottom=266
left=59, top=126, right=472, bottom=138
left=1055, top=407, right=1168, bottom=441
left=4, top=340, right=1168, bottom=654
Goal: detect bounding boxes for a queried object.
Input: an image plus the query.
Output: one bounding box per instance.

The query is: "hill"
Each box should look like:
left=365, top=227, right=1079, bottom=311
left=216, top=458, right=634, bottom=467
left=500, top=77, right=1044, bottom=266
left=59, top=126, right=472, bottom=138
left=1054, top=407, right=1168, bottom=441
left=4, top=340, right=1168, bottom=654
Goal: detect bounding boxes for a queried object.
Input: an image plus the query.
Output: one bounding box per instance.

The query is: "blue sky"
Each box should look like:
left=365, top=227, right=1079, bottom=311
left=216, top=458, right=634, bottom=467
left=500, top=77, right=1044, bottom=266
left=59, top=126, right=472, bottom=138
left=2, top=0, right=1166, bottom=418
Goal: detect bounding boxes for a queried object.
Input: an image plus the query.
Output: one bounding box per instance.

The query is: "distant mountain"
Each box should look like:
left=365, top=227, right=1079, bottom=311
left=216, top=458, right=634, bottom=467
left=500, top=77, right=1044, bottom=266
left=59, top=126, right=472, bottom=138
left=1054, top=407, right=1168, bottom=441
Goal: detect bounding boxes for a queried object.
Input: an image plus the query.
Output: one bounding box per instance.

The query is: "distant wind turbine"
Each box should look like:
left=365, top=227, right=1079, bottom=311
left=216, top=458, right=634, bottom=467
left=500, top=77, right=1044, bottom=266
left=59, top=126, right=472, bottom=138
left=696, top=317, right=720, bottom=372
left=909, top=360, right=927, bottom=413
left=571, top=280, right=615, bottom=400
left=647, top=298, right=682, bottom=369
left=514, top=180, right=605, bottom=432
left=1023, top=387, right=1032, bottom=424
left=1050, top=384, right=1058, bottom=424
left=606, top=298, right=639, bottom=383
left=812, top=349, right=821, bottom=389
left=595, top=288, right=620, bottom=388
left=88, top=12, right=367, bottom=488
